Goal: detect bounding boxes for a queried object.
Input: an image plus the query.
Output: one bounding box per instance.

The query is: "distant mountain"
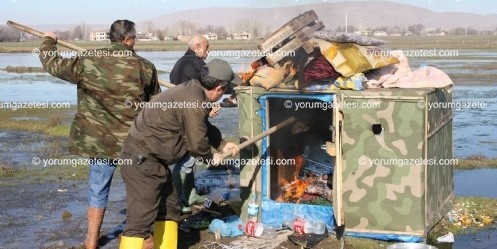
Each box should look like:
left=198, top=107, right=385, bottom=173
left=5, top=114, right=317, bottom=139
left=141, top=1, right=497, bottom=31
left=29, top=1, right=497, bottom=33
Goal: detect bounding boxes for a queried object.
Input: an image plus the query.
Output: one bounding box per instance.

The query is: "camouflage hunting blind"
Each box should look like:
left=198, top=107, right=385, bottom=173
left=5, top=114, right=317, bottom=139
left=236, top=86, right=454, bottom=242
left=235, top=10, right=454, bottom=242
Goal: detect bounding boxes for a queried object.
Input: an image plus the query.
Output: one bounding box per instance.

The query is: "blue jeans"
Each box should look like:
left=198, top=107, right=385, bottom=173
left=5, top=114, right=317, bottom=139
left=171, top=154, right=195, bottom=174
left=88, top=159, right=116, bottom=208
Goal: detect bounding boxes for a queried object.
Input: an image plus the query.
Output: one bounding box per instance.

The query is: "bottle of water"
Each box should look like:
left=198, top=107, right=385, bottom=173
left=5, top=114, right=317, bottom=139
left=303, top=219, right=326, bottom=235
left=258, top=224, right=277, bottom=240
left=247, top=195, right=258, bottom=222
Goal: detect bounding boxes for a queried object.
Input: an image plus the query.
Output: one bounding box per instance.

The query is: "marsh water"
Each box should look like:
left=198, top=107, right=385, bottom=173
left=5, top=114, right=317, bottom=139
left=1, top=50, right=497, bottom=248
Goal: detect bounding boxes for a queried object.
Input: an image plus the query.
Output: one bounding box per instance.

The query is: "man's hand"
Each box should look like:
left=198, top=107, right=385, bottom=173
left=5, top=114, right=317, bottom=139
left=210, top=153, right=223, bottom=166
left=208, top=104, right=221, bottom=118
left=223, top=142, right=239, bottom=157
left=44, top=32, right=57, bottom=41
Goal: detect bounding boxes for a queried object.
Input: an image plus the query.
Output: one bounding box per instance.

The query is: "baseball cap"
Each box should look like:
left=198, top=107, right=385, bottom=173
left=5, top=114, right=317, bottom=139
left=204, top=59, right=242, bottom=85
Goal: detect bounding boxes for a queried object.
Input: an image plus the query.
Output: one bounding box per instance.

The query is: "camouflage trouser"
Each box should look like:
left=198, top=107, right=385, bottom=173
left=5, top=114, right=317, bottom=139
left=119, top=137, right=180, bottom=238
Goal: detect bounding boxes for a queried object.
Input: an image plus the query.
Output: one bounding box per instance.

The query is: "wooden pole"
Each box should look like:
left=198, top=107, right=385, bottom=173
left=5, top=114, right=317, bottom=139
left=7, top=20, right=176, bottom=88
left=220, top=116, right=297, bottom=158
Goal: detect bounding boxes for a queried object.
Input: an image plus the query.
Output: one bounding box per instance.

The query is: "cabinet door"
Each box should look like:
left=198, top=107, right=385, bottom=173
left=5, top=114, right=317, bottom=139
left=340, top=95, right=426, bottom=233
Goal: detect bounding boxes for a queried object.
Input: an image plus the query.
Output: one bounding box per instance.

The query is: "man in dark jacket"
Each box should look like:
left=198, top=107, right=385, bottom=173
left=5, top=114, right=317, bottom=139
left=119, top=59, right=241, bottom=249
left=169, top=35, right=217, bottom=214
left=169, top=34, right=209, bottom=85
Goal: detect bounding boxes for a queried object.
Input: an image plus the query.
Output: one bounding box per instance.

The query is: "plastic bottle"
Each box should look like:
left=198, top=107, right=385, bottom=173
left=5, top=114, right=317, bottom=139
left=258, top=224, right=277, bottom=240
left=246, top=195, right=259, bottom=222
left=303, top=219, right=326, bottom=235
left=282, top=220, right=294, bottom=231
left=282, top=217, right=305, bottom=234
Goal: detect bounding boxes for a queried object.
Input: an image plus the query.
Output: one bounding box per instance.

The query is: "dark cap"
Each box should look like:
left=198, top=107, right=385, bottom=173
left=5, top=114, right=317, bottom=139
left=204, top=59, right=242, bottom=85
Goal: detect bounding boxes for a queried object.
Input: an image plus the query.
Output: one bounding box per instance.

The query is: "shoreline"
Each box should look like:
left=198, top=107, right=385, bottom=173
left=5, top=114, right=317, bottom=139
left=1, top=35, right=497, bottom=53
left=2, top=69, right=496, bottom=85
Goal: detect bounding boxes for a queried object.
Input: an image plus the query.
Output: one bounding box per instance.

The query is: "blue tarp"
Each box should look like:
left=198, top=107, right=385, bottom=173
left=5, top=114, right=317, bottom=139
left=257, top=94, right=335, bottom=232
left=345, top=232, right=424, bottom=243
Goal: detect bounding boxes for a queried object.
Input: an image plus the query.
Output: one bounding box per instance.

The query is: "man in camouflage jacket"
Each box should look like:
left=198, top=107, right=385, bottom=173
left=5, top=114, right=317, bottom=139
left=39, top=20, right=160, bottom=249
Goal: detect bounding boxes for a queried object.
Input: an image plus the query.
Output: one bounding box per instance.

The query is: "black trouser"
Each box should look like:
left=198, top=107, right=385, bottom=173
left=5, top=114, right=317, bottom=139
left=120, top=137, right=180, bottom=238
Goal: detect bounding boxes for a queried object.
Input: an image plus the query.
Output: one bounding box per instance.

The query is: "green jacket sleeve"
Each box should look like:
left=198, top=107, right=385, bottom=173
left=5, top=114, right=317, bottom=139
left=39, top=37, right=83, bottom=84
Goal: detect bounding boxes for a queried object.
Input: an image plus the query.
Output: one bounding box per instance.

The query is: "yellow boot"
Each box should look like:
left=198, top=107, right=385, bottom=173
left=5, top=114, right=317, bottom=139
left=154, top=220, right=178, bottom=249
left=119, top=236, right=144, bottom=249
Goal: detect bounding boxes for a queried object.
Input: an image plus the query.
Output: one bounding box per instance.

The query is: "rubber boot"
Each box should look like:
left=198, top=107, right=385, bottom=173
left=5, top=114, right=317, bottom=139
left=171, top=168, right=182, bottom=203
left=84, top=207, right=105, bottom=249
left=182, top=172, right=195, bottom=206
left=153, top=221, right=178, bottom=249
left=172, top=169, right=189, bottom=213
left=188, top=187, right=206, bottom=206
left=119, top=236, right=144, bottom=249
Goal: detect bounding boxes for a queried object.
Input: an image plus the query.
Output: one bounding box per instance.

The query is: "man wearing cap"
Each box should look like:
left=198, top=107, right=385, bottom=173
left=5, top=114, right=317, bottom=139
left=119, top=59, right=241, bottom=249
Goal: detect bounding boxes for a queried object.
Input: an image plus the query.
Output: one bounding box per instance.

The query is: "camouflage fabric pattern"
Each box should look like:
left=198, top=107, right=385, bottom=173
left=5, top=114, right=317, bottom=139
left=39, top=37, right=160, bottom=158
left=425, top=87, right=454, bottom=229
left=237, top=85, right=453, bottom=237
left=339, top=86, right=453, bottom=236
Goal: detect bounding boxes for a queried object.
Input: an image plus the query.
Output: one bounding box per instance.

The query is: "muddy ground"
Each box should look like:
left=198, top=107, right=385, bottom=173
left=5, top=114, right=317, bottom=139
left=0, top=172, right=348, bottom=249
left=1, top=109, right=497, bottom=249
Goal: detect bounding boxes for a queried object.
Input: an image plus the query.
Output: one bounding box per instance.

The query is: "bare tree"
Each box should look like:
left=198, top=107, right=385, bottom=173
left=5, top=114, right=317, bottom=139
left=155, top=29, right=165, bottom=40
left=407, top=24, right=424, bottom=35
left=0, top=25, right=22, bottom=42
left=145, top=21, right=155, bottom=34
left=56, top=30, right=72, bottom=40
left=453, top=27, right=465, bottom=35
left=230, top=18, right=263, bottom=39
left=214, top=26, right=228, bottom=39
left=176, top=20, right=197, bottom=35
left=466, top=27, right=478, bottom=35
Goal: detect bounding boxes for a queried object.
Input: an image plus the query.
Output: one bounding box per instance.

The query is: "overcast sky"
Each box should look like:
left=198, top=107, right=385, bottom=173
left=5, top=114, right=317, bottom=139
left=1, top=0, right=495, bottom=25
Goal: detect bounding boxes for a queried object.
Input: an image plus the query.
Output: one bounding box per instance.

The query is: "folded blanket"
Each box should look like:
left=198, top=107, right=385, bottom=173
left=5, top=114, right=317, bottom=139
left=365, top=53, right=453, bottom=88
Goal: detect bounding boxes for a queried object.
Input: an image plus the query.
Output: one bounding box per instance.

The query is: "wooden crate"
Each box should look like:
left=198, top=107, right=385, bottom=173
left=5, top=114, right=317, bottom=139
left=259, top=10, right=324, bottom=66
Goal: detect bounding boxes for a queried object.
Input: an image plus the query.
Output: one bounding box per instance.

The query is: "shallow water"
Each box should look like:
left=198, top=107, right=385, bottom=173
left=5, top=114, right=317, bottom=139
left=454, top=168, right=497, bottom=198
left=0, top=130, right=46, bottom=167
left=2, top=51, right=496, bottom=158
left=1, top=51, right=497, bottom=248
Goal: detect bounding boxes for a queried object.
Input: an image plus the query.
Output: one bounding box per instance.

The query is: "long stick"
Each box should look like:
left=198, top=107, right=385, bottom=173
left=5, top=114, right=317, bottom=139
left=7, top=20, right=176, bottom=88
left=220, top=116, right=297, bottom=158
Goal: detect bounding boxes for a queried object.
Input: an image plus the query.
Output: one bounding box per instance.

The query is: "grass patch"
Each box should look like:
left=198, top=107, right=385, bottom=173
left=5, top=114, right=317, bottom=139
left=2, top=161, right=123, bottom=185
left=382, top=35, right=497, bottom=50
left=456, top=155, right=497, bottom=169
left=428, top=197, right=497, bottom=244
left=0, top=163, right=19, bottom=177
left=3, top=35, right=496, bottom=53
left=0, top=107, right=75, bottom=137
left=45, top=124, right=71, bottom=137
left=1, top=66, right=45, bottom=73
left=0, top=39, right=260, bottom=53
